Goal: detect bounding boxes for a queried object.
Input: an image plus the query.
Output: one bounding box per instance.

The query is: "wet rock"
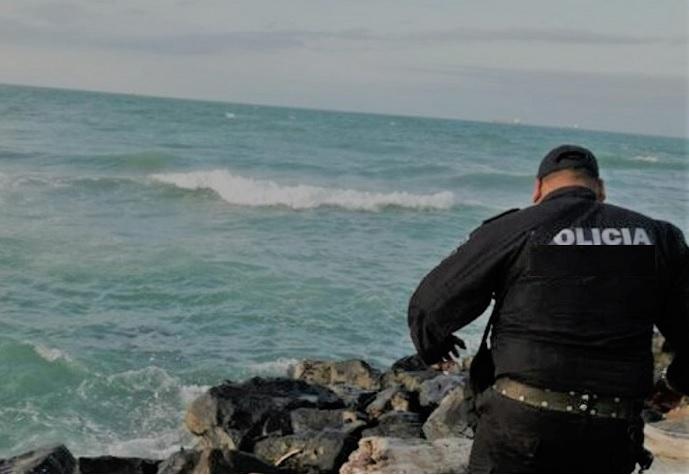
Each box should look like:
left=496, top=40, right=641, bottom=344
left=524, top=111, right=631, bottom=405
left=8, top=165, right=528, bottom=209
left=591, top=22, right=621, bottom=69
left=361, top=412, right=424, bottom=439
left=254, top=428, right=361, bottom=473
left=195, top=449, right=281, bottom=474
left=185, top=377, right=343, bottom=450
left=340, top=436, right=473, bottom=474
left=156, top=448, right=200, bottom=474
left=0, top=445, right=76, bottom=474
left=327, top=384, right=378, bottom=410
left=419, top=374, right=467, bottom=408
left=423, top=386, right=472, bottom=440
left=78, top=456, right=159, bottom=473
left=390, top=355, right=428, bottom=372
left=644, top=405, right=689, bottom=462
left=291, top=360, right=381, bottom=391
left=365, top=385, right=414, bottom=418
left=290, top=408, right=366, bottom=434
left=380, top=369, right=438, bottom=393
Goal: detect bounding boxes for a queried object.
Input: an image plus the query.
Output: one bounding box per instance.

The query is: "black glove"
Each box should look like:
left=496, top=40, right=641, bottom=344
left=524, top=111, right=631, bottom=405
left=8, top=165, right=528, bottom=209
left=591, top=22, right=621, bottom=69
left=440, top=334, right=467, bottom=362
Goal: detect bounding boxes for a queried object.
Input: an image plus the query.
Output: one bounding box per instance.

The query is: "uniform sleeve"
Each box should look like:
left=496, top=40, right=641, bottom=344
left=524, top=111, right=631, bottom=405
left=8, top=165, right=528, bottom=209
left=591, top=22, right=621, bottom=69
left=656, top=223, right=689, bottom=395
left=407, top=223, right=521, bottom=365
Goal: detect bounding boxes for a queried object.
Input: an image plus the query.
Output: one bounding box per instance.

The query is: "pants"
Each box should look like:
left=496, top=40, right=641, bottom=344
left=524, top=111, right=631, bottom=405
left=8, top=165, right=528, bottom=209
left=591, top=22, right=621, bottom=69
left=468, top=389, right=642, bottom=473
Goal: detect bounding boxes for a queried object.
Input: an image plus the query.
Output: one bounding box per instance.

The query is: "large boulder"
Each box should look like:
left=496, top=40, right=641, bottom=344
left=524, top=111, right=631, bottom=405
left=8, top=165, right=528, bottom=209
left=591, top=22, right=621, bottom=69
left=0, top=445, right=76, bottom=474
left=644, top=405, right=689, bottom=468
left=361, top=412, right=424, bottom=439
left=156, top=448, right=281, bottom=474
left=185, top=377, right=343, bottom=451
left=253, top=428, right=362, bottom=473
left=365, top=385, right=415, bottom=419
left=156, top=448, right=200, bottom=474
left=340, top=436, right=473, bottom=473
left=78, top=456, right=160, bottom=474
left=289, top=408, right=366, bottom=434
left=327, top=384, right=378, bottom=411
left=390, top=354, right=469, bottom=375
left=418, top=374, right=467, bottom=409
left=380, top=369, right=438, bottom=393
left=389, top=355, right=428, bottom=372
left=195, top=449, right=281, bottom=474
left=291, top=360, right=381, bottom=391
left=422, top=386, right=472, bottom=440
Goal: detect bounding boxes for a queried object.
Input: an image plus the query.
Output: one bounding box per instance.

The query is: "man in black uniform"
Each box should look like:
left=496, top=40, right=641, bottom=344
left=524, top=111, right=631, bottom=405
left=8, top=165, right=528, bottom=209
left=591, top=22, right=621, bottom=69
left=408, top=145, right=689, bottom=473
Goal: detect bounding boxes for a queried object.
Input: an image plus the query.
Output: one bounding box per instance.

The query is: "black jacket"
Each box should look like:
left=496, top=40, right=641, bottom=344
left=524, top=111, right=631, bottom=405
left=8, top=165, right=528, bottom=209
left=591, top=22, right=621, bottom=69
left=408, top=186, right=689, bottom=397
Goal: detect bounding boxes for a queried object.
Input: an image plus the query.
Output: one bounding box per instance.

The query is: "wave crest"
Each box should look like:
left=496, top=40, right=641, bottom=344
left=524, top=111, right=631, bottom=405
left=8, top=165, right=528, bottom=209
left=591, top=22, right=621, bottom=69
left=150, top=170, right=454, bottom=211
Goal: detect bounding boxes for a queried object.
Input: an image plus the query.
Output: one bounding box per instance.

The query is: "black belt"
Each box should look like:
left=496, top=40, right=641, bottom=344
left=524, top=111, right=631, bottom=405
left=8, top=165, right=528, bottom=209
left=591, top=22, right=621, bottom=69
left=493, top=378, right=640, bottom=420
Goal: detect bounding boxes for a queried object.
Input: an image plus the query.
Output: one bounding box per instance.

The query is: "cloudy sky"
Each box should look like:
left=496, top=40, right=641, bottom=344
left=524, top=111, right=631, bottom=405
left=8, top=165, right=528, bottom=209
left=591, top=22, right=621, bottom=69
left=1, top=0, right=687, bottom=137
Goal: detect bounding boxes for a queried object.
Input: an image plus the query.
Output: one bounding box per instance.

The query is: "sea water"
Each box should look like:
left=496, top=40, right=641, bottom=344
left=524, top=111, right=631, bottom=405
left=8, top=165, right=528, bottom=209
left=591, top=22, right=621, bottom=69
left=0, top=84, right=687, bottom=458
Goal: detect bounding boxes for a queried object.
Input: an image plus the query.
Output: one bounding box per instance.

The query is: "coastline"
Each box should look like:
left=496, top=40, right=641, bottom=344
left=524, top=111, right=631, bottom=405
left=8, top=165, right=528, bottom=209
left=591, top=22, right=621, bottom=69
left=1, top=337, right=687, bottom=474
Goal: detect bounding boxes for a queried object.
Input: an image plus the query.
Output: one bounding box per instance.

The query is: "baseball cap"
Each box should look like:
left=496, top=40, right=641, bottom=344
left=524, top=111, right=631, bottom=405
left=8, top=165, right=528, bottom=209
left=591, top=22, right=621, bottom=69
left=537, top=145, right=599, bottom=179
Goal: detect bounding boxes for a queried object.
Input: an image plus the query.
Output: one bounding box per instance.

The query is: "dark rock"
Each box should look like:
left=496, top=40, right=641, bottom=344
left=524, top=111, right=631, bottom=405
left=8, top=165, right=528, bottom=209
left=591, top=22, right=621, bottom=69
left=423, top=386, right=472, bottom=440
left=290, top=408, right=366, bottom=434
left=185, top=377, right=343, bottom=451
left=390, top=355, right=428, bottom=372
left=642, top=408, right=664, bottom=423
left=326, top=384, right=378, bottom=411
left=390, top=354, right=467, bottom=374
left=78, top=456, right=159, bottom=474
left=341, top=436, right=473, bottom=473
left=253, top=429, right=361, bottom=474
left=381, top=369, right=438, bottom=393
left=0, top=445, right=76, bottom=474
left=291, top=360, right=381, bottom=391
left=196, top=449, right=281, bottom=474
left=361, top=412, right=424, bottom=439
left=365, top=385, right=415, bottom=418
left=418, top=374, right=467, bottom=408
left=156, top=449, right=200, bottom=474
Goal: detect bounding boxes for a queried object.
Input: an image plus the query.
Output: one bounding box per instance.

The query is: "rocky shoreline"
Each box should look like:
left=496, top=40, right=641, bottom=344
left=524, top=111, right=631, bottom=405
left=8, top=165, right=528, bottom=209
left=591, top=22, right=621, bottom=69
left=1, top=337, right=687, bottom=474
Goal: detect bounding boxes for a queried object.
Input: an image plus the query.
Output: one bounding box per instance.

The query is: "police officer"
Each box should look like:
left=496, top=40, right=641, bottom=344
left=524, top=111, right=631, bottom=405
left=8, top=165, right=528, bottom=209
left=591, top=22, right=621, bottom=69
left=408, top=145, right=689, bottom=473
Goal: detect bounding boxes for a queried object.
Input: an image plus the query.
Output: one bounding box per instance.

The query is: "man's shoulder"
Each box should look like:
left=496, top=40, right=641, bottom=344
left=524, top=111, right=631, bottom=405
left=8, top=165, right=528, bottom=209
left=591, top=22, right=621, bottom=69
left=599, top=203, right=684, bottom=240
left=469, top=207, right=533, bottom=240
left=481, top=207, right=521, bottom=225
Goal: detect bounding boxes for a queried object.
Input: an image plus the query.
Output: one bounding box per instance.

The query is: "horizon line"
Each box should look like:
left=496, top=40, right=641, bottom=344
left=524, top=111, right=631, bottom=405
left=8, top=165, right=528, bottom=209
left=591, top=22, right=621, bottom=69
left=1, top=81, right=687, bottom=141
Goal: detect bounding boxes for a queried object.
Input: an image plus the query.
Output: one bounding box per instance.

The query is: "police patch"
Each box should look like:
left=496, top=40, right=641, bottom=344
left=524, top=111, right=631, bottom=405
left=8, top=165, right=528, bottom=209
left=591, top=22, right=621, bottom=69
left=551, top=227, right=653, bottom=245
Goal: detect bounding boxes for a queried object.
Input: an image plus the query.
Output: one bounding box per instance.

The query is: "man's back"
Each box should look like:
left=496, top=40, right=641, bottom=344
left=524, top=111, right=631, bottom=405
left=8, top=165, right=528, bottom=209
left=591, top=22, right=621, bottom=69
left=408, top=145, right=688, bottom=473
left=476, top=185, right=683, bottom=397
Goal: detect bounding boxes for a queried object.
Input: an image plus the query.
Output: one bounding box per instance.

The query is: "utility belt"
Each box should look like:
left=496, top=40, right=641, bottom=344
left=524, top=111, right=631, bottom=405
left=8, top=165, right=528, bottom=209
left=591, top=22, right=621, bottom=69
left=493, top=377, right=642, bottom=420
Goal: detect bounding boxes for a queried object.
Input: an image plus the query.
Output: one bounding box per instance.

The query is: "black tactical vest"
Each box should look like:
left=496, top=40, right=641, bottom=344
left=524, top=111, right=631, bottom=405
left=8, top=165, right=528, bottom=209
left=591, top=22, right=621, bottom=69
left=491, top=189, right=660, bottom=397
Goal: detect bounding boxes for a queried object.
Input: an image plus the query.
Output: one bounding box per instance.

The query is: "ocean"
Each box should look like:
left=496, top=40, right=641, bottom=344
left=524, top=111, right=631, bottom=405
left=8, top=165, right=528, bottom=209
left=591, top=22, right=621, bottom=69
left=0, top=84, right=687, bottom=459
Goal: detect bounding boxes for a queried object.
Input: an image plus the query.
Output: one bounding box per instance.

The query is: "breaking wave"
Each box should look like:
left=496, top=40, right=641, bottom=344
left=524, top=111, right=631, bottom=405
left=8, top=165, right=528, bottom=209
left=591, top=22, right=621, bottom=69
left=631, top=155, right=660, bottom=163
left=150, top=170, right=455, bottom=211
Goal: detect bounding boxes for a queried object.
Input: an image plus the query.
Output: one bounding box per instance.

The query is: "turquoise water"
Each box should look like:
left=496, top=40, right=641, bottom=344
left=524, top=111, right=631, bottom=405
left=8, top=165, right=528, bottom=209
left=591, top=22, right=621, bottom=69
left=0, top=84, right=687, bottom=458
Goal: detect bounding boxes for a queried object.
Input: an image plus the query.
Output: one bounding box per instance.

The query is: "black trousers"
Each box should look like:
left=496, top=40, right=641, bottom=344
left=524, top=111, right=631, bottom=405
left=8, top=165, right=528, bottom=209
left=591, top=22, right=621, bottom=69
left=468, top=390, right=642, bottom=473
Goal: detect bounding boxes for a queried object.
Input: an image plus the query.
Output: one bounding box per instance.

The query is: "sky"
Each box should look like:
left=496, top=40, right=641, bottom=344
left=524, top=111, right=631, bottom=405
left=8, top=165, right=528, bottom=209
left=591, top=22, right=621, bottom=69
left=0, top=0, right=687, bottom=137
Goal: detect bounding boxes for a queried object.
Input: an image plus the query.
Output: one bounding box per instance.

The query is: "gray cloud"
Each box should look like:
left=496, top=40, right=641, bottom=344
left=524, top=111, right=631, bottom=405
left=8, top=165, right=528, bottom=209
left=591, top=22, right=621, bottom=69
left=397, top=28, right=687, bottom=46
left=0, top=12, right=685, bottom=57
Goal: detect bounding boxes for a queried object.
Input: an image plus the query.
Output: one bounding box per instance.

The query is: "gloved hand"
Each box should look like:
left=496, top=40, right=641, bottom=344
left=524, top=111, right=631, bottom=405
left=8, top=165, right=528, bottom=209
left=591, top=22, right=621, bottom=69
left=440, top=334, right=467, bottom=362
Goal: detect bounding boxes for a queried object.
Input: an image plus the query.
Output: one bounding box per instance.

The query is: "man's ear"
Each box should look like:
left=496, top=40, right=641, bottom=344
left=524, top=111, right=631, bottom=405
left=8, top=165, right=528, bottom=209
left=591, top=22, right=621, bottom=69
left=532, top=178, right=543, bottom=204
left=597, top=179, right=606, bottom=202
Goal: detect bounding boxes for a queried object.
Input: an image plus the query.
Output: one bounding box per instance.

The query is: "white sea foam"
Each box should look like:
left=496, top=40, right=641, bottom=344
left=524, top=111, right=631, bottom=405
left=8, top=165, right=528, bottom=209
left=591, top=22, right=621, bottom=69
left=150, top=170, right=455, bottom=211
left=631, top=155, right=659, bottom=163
left=179, top=384, right=210, bottom=405
left=96, top=428, right=196, bottom=460
left=248, top=357, right=300, bottom=376
left=33, top=344, right=73, bottom=363
left=225, top=112, right=236, bottom=119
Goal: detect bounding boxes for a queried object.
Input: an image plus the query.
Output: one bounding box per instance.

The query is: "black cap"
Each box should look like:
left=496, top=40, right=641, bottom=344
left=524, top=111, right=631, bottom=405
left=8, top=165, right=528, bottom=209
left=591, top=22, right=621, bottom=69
left=537, top=145, right=599, bottom=179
